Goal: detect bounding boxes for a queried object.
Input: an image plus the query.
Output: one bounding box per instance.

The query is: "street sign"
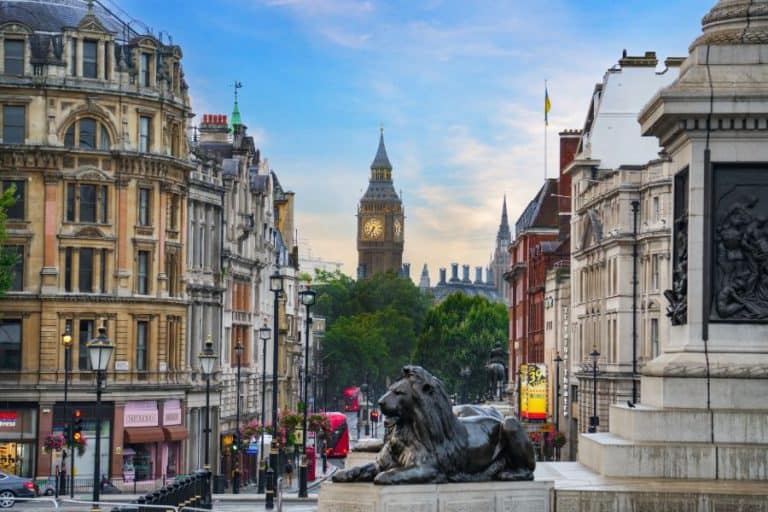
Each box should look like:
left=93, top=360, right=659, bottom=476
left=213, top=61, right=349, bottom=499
left=245, top=443, right=259, bottom=455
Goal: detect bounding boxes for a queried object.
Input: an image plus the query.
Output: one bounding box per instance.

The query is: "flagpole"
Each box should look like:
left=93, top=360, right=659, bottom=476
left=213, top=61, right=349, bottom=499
left=544, top=79, right=548, bottom=182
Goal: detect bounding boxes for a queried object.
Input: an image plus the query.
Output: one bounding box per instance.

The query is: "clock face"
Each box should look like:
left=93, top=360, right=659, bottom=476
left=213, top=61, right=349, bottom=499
left=393, top=218, right=403, bottom=239
left=363, top=217, right=384, bottom=240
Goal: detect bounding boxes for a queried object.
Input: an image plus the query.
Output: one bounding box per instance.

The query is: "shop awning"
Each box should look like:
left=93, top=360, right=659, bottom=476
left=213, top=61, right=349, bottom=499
left=124, top=427, right=164, bottom=444
left=163, top=425, right=188, bottom=441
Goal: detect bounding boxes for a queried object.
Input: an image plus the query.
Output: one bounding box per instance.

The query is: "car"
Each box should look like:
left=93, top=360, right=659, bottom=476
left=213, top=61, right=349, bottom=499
left=0, top=472, right=37, bottom=508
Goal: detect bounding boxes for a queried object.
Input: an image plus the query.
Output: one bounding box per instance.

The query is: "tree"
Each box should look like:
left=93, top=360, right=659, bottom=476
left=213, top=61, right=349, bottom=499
left=413, top=292, right=508, bottom=401
left=0, top=187, right=18, bottom=296
left=313, top=270, right=431, bottom=405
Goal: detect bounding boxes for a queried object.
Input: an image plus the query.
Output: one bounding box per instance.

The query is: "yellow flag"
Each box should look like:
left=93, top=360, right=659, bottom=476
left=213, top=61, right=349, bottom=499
left=545, top=87, right=552, bottom=126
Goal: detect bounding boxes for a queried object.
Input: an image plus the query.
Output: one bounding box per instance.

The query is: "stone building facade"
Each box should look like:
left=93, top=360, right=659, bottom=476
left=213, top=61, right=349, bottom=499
left=0, top=0, right=193, bottom=483
left=567, top=51, right=680, bottom=435
left=184, top=142, right=224, bottom=476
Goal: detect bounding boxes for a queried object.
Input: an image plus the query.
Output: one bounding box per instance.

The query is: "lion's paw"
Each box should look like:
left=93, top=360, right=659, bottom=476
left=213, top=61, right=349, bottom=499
left=373, top=470, right=397, bottom=485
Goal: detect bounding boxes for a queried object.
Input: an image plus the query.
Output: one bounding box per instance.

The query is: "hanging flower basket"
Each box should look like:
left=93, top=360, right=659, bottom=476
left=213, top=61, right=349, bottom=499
left=308, top=414, right=330, bottom=436
left=43, top=434, right=65, bottom=453
left=240, top=419, right=264, bottom=440
left=553, top=431, right=567, bottom=449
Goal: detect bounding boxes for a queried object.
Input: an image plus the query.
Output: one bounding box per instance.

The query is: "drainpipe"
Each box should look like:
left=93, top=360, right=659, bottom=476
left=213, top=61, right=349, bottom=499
left=631, top=200, right=640, bottom=405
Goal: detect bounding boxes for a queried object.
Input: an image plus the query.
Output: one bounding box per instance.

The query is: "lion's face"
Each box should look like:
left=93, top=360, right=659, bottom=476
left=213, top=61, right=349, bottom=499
left=378, top=376, right=417, bottom=424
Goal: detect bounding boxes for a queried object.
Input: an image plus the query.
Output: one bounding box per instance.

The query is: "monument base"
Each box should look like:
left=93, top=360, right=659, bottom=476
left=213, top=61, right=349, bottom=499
left=317, top=480, right=553, bottom=512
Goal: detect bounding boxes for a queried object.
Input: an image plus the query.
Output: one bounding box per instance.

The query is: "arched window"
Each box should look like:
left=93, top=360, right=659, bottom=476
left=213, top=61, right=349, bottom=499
left=64, top=118, right=111, bottom=150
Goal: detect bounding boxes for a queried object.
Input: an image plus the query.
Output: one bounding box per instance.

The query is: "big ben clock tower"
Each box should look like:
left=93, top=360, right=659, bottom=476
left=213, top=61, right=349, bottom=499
left=357, top=129, right=404, bottom=279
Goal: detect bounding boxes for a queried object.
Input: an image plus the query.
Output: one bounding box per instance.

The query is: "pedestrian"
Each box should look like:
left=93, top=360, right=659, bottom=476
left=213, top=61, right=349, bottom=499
left=285, top=459, right=294, bottom=487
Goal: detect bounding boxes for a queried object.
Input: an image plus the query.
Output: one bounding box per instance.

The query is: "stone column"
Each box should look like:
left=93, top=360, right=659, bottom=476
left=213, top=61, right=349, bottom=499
left=110, top=404, right=125, bottom=478
left=36, top=405, right=54, bottom=478
left=40, top=174, right=60, bottom=294
left=116, top=179, right=131, bottom=296
left=157, top=186, right=168, bottom=296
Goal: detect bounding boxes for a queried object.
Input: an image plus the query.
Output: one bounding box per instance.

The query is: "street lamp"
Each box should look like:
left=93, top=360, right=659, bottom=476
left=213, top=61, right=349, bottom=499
left=588, top=346, right=600, bottom=434
left=257, top=321, right=271, bottom=494
left=459, top=366, right=471, bottom=404
left=232, top=339, right=243, bottom=494
left=86, top=324, right=114, bottom=512
left=297, top=285, right=316, bottom=498
left=61, top=324, right=72, bottom=498
left=553, top=353, right=563, bottom=433
left=267, top=270, right=284, bottom=510
left=360, top=381, right=369, bottom=437
left=198, top=335, right=217, bottom=509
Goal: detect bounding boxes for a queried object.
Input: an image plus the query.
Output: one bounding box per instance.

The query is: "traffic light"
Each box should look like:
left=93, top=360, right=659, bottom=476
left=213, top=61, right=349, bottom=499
left=72, top=409, right=83, bottom=444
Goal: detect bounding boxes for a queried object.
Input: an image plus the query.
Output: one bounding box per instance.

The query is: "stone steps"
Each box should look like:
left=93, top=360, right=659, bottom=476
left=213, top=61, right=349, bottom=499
left=579, top=432, right=768, bottom=480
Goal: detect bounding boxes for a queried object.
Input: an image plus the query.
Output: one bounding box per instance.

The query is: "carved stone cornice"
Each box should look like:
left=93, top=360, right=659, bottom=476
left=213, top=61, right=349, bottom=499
left=0, top=147, right=65, bottom=171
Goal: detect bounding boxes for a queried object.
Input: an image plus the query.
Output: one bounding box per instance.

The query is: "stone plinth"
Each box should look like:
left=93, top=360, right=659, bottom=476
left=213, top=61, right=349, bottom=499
left=345, top=450, right=378, bottom=468
left=317, top=480, right=553, bottom=512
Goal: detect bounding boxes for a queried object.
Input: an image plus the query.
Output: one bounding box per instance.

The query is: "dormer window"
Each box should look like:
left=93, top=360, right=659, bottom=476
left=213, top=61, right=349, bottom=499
left=140, top=52, right=151, bottom=87
left=3, top=40, right=24, bottom=76
left=64, top=117, right=111, bottom=150
left=83, top=39, right=98, bottom=78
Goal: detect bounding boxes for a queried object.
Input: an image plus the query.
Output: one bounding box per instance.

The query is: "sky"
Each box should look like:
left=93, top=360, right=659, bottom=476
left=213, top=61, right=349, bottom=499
left=113, top=0, right=712, bottom=278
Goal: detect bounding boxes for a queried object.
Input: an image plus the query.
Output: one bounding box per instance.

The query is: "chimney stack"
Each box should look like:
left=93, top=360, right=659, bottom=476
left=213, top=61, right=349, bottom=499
left=439, top=268, right=447, bottom=285
left=199, top=114, right=229, bottom=143
left=462, top=265, right=470, bottom=283
left=450, top=263, right=459, bottom=282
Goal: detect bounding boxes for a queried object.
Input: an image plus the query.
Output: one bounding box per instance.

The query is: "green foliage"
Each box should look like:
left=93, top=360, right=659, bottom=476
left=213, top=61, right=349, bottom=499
left=0, top=187, right=18, bottom=297
left=413, top=292, right=508, bottom=402
left=314, top=270, right=431, bottom=402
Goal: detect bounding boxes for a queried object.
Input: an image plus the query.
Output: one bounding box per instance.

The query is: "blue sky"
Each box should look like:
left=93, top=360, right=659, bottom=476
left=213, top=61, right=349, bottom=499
left=115, top=0, right=711, bottom=277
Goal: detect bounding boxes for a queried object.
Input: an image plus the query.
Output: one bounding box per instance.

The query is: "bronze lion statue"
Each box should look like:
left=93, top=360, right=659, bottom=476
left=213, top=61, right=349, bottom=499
left=333, top=365, right=535, bottom=485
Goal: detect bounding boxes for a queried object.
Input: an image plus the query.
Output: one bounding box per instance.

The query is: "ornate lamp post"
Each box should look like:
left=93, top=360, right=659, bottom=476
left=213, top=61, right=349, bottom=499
left=459, top=366, right=471, bottom=404
left=553, top=352, right=563, bottom=433
left=266, top=270, right=284, bottom=510
left=297, top=285, right=316, bottom=498
left=61, top=325, right=72, bottom=498
left=86, top=324, right=114, bottom=512
left=588, top=346, right=600, bottom=434
left=232, top=339, right=243, bottom=494
left=360, top=381, right=369, bottom=437
left=198, top=335, right=217, bottom=508
left=257, top=321, right=271, bottom=494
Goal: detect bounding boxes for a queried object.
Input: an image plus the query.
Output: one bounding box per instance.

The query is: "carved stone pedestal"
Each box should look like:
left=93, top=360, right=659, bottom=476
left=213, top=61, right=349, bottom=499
left=317, top=481, right=553, bottom=512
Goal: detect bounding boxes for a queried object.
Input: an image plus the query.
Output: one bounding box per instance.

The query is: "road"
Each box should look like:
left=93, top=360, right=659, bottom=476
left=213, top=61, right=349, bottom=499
left=13, top=412, right=386, bottom=512
left=15, top=499, right=319, bottom=511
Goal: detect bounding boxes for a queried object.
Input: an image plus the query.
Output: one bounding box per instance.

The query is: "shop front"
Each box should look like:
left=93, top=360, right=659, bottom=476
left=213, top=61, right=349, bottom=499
left=0, top=405, right=37, bottom=477
left=122, top=400, right=186, bottom=484
left=49, top=402, right=112, bottom=481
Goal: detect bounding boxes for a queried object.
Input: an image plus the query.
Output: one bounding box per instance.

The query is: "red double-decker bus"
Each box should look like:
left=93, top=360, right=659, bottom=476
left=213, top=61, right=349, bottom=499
left=343, top=386, right=360, bottom=412
left=322, top=412, right=349, bottom=458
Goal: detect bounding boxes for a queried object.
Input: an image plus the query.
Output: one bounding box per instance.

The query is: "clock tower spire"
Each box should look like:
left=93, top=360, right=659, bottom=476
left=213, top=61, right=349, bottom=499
left=357, top=129, right=404, bottom=280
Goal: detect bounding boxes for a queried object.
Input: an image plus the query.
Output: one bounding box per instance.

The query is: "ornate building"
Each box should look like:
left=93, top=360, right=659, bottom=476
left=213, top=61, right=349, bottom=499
left=0, top=0, right=192, bottom=483
left=489, top=197, right=511, bottom=303
left=567, top=51, right=680, bottom=437
left=356, top=130, right=404, bottom=280
left=421, top=263, right=501, bottom=303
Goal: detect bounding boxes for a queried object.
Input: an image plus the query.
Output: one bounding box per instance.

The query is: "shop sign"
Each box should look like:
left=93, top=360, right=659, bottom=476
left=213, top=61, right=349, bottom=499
left=519, top=364, right=547, bottom=420
left=0, top=412, right=16, bottom=427
left=124, top=401, right=158, bottom=427
left=163, top=400, right=182, bottom=426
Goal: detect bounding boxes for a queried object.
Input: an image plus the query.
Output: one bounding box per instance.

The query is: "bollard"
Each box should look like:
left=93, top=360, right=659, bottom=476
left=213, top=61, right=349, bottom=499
left=265, top=465, right=275, bottom=510
left=257, top=463, right=266, bottom=494
left=137, top=495, right=146, bottom=512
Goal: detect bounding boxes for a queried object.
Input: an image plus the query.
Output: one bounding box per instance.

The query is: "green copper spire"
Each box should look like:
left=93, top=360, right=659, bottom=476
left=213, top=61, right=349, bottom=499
left=230, top=81, right=243, bottom=132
